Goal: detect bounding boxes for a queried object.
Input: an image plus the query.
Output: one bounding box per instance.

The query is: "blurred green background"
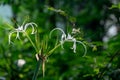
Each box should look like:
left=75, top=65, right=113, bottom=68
left=0, top=0, right=120, bottom=80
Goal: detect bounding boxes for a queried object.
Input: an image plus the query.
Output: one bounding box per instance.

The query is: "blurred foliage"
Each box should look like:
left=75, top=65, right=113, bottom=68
left=0, top=0, right=120, bottom=80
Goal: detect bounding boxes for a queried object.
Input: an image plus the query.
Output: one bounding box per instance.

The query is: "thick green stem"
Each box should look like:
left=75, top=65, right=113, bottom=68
left=32, top=59, right=41, bottom=80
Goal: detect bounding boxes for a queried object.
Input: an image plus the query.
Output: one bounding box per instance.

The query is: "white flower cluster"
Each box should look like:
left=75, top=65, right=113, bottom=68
left=50, top=28, right=87, bottom=56
left=8, top=22, right=37, bottom=44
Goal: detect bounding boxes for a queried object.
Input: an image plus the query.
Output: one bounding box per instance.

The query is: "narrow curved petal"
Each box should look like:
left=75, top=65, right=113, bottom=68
left=24, top=22, right=37, bottom=34
left=72, top=39, right=76, bottom=53
left=61, top=34, right=66, bottom=41
left=50, top=28, right=67, bottom=49
left=30, top=22, right=37, bottom=34
left=16, top=31, right=20, bottom=39
left=8, top=31, right=17, bottom=44
left=76, top=41, right=87, bottom=57
left=49, top=28, right=66, bottom=38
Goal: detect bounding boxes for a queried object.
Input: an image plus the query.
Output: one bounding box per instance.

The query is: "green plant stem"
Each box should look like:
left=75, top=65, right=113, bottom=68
left=32, top=43, right=61, bottom=80
left=35, top=29, right=40, bottom=51
left=24, top=32, right=41, bottom=80
left=46, top=43, right=61, bottom=57
left=24, top=32, right=38, bottom=52
left=32, top=59, right=41, bottom=80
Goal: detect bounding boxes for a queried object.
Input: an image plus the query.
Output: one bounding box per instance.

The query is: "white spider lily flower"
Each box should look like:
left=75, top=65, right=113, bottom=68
left=50, top=28, right=87, bottom=56
left=8, top=22, right=37, bottom=44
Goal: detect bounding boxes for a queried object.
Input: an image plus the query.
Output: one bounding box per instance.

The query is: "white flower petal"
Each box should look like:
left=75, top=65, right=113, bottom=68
left=8, top=31, right=16, bottom=44
left=60, top=34, right=66, bottom=49
left=16, top=31, right=20, bottom=39
left=50, top=28, right=67, bottom=49
left=8, top=33, right=12, bottom=44
left=76, top=41, right=87, bottom=57
left=24, top=22, right=37, bottom=34
left=72, top=39, right=76, bottom=53
left=50, top=28, right=66, bottom=38
left=61, top=34, right=66, bottom=41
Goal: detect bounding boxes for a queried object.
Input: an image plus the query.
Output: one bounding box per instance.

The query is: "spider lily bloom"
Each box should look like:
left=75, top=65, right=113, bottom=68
left=66, top=33, right=87, bottom=56
left=8, top=22, right=37, bottom=44
left=50, top=28, right=87, bottom=56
